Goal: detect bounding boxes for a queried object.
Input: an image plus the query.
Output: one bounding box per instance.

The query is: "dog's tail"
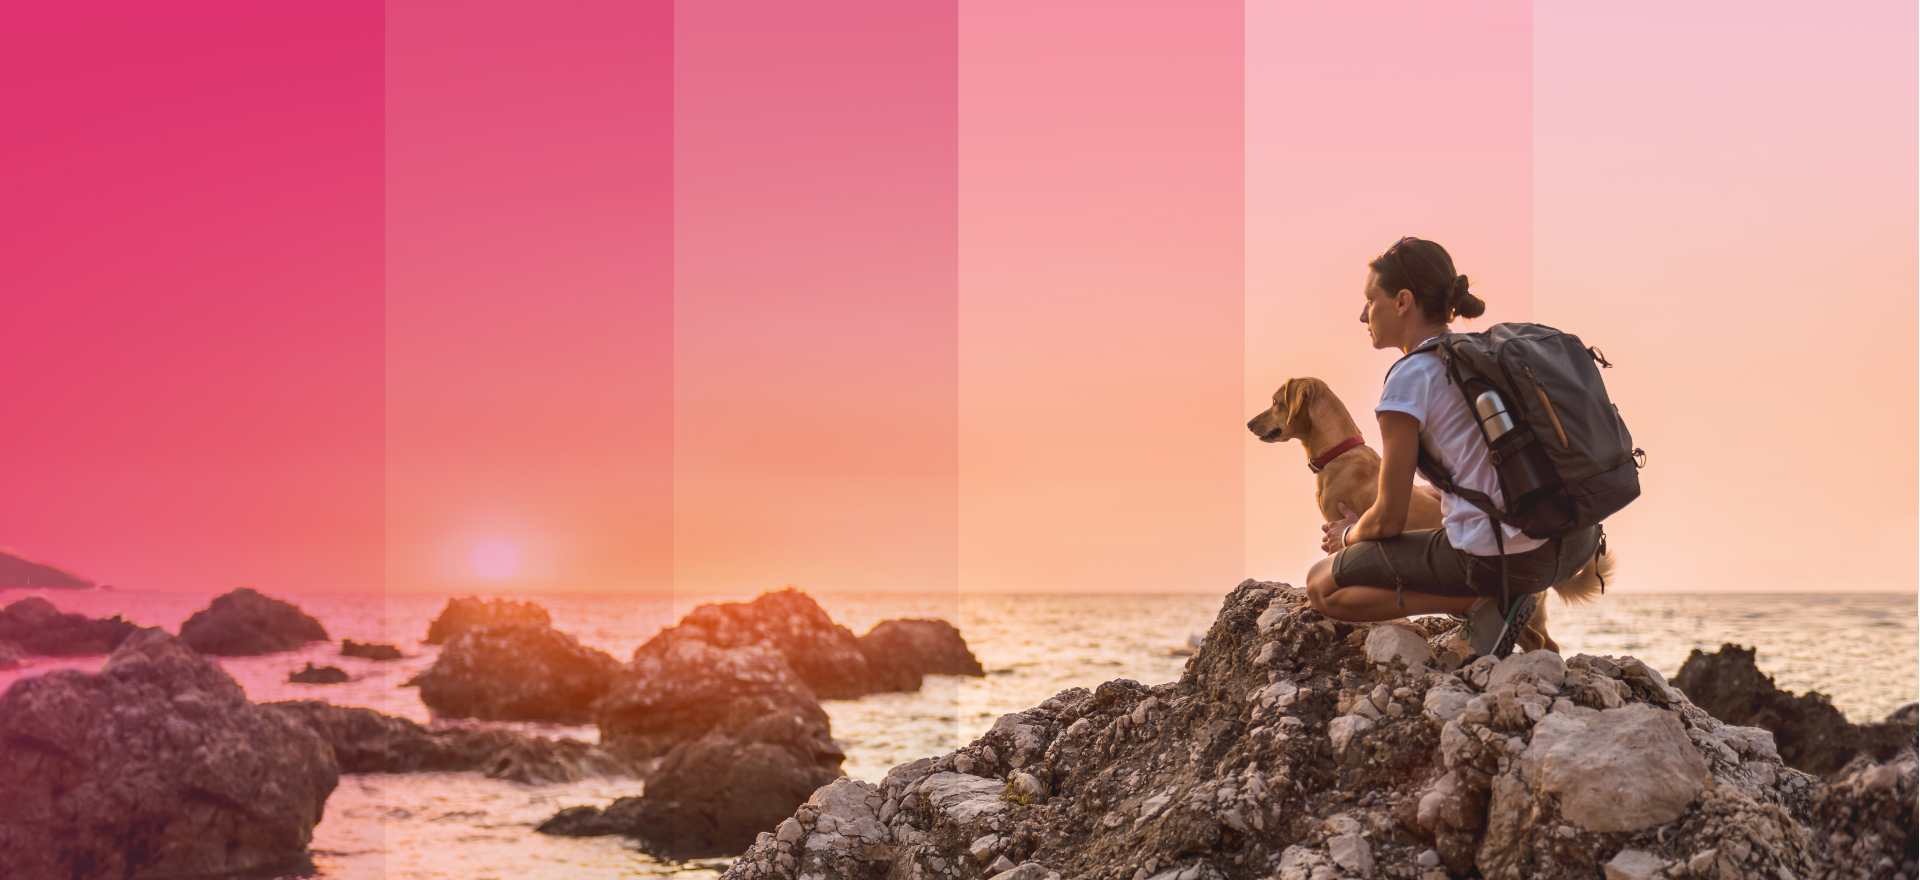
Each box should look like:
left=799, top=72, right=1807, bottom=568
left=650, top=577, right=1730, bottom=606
left=1549, top=549, right=1617, bottom=605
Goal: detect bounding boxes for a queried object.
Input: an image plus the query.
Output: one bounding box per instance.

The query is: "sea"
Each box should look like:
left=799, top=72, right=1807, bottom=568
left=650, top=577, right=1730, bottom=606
left=0, top=588, right=1913, bottom=880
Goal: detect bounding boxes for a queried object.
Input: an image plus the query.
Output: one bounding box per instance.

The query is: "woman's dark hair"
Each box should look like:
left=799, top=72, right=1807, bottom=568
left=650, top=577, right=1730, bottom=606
left=1367, top=237, right=1486, bottom=321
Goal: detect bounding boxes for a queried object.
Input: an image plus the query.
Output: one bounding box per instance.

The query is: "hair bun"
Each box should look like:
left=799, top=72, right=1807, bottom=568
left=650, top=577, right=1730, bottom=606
left=1450, top=275, right=1486, bottom=319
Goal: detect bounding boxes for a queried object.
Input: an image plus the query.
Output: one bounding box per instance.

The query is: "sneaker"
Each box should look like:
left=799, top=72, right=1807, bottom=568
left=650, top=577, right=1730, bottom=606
left=1464, top=593, right=1539, bottom=659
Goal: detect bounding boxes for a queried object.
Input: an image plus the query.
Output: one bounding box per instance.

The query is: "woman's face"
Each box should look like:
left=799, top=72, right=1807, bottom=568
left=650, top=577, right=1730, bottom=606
left=1358, top=271, right=1402, bottom=350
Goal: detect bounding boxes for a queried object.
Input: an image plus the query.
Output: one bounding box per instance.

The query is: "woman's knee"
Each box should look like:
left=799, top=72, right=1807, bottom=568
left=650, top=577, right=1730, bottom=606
left=1305, top=556, right=1339, bottom=612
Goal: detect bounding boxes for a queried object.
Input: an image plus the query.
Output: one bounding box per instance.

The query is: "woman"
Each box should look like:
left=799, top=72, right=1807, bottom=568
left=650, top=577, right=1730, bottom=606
left=1305, top=236, right=1600, bottom=658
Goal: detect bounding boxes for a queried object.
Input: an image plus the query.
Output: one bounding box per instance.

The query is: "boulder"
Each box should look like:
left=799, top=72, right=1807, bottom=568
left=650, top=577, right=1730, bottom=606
left=1674, top=643, right=1918, bottom=776
left=858, top=618, right=988, bottom=692
left=0, top=596, right=138, bottom=655
left=289, top=662, right=349, bottom=684
left=718, top=579, right=1833, bottom=880
left=264, top=700, right=641, bottom=783
left=408, top=622, right=617, bottom=723
left=540, top=710, right=845, bottom=859
left=0, top=628, right=338, bottom=880
left=422, top=596, right=552, bottom=645
left=0, top=639, right=19, bottom=669
left=178, top=587, right=328, bottom=656
left=594, top=631, right=832, bottom=758
left=340, top=638, right=402, bottom=660
left=668, top=588, right=877, bottom=699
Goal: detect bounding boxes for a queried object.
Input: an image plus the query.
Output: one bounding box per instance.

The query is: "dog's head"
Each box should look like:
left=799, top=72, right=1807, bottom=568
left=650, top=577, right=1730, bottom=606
left=1247, top=377, right=1325, bottom=443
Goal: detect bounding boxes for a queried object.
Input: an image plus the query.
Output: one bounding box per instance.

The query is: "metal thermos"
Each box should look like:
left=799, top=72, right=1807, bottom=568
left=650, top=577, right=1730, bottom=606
left=1475, top=390, right=1516, bottom=442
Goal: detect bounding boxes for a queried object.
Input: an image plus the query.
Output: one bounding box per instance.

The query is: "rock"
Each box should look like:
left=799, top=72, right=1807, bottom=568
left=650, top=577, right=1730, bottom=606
left=714, top=580, right=1833, bottom=880
left=541, top=727, right=848, bottom=860
left=408, top=622, right=617, bottom=723
left=1809, top=741, right=1916, bottom=880
left=1364, top=623, right=1433, bottom=669
left=288, top=662, right=349, bottom=684
left=0, top=628, right=337, bottom=879
left=594, top=631, right=833, bottom=759
left=0, top=549, right=94, bottom=588
left=0, top=639, right=18, bottom=668
left=339, top=638, right=402, bottom=660
left=1603, top=849, right=1666, bottom=880
left=266, top=700, right=640, bottom=783
left=857, top=618, right=987, bottom=691
left=0, top=596, right=138, bottom=655
left=666, top=588, right=877, bottom=699
left=1673, top=643, right=1917, bottom=776
left=178, top=586, right=328, bottom=655
left=1533, top=704, right=1710, bottom=832
left=422, top=596, right=552, bottom=645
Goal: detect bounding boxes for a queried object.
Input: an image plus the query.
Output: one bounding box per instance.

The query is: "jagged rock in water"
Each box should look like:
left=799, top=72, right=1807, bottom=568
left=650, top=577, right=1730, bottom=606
left=1810, top=737, right=1918, bottom=880
left=340, top=638, right=403, bottom=660
left=0, top=549, right=93, bottom=588
left=595, top=632, right=831, bottom=759
left=289, top=662, right=349, bottom=684
left=178, top=586, right=329, bottom=656
left=1674, top=643, right=1919, bottom=776
left=0, top=596, right=138, bottom=655
left=540, top=710, right=845, bottom=858
left=721, top=580, right=1837, bottom=880
left=265, top=700, right=642, bottom=783
left=0, top=628, right=338, bottom=880
left=407, top=622, right=617, bottom=724
left=858, top=618, right=987, bottom=692
left=422, top=596, right=552, bottom=645
left=666, top=588, right=877, bottom=699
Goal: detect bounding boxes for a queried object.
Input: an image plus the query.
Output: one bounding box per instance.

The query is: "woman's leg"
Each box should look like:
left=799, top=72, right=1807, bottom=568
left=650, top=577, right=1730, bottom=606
left=1306, top=555, right=1478, bottom=621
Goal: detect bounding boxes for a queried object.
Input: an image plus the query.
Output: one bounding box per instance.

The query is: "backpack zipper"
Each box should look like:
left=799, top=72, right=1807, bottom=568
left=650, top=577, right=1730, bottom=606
left=1524, top=364, right=1571, bottom=448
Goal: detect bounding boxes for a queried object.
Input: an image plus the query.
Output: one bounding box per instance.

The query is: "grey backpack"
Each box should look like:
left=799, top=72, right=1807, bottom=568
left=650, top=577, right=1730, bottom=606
left=1396, top=323, right=1645, bottom=542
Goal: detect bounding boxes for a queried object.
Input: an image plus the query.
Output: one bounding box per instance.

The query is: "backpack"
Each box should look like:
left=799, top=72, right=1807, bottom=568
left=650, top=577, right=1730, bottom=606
left=1394, top=323, right=1645, bottom=542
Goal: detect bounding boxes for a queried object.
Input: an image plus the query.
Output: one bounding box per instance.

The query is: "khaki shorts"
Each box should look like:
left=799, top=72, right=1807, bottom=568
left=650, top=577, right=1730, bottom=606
left=1331, top=525, right=1601, bottom=600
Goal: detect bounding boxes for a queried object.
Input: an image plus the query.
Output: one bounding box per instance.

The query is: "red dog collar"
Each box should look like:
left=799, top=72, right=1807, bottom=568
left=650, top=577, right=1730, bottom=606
left=1308, top=435, right=1366, bottom=474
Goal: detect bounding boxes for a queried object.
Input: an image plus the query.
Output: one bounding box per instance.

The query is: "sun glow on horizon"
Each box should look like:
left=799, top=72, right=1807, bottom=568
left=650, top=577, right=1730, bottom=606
left=472, top=540, right=520, bottom=580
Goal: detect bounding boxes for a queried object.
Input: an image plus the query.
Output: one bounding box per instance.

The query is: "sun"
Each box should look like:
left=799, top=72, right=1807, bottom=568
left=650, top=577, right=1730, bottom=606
left=472, top=540, right=519, bottom=580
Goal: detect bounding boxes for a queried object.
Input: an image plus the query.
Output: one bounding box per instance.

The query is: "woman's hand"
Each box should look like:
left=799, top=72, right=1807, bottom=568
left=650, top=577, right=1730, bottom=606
left=1321, top=501, right=1359, bottom=554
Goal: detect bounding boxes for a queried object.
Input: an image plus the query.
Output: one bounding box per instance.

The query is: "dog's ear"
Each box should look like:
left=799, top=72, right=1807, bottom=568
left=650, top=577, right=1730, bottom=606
left=1283, top=379, right=1312, bottom=423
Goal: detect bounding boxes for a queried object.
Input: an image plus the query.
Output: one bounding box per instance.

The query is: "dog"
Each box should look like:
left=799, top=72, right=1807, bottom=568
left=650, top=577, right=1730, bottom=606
left=1248, top=376, right=1612, bottom=653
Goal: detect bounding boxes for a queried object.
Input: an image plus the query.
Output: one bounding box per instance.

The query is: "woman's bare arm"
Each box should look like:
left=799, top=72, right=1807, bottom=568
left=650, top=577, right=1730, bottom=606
left=1347, top=411, right=1421, bottom=543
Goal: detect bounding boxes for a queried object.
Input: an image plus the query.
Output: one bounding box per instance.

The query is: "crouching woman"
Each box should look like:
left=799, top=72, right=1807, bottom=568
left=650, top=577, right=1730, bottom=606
left=1305, top=236, right=1599, bottom=658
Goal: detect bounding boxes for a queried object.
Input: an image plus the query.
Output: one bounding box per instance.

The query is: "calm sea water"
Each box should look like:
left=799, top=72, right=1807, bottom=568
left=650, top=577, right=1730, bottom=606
left=2, top=588, right=1913, bottom=880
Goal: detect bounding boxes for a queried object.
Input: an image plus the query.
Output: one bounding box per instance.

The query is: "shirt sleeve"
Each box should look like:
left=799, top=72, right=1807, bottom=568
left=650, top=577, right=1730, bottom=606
left=1375, top=356, right=1432, bottom=426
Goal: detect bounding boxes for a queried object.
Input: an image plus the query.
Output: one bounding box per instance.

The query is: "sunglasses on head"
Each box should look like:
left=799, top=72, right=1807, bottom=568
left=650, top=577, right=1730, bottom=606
left=1383, top=236, right=1416, bottom=258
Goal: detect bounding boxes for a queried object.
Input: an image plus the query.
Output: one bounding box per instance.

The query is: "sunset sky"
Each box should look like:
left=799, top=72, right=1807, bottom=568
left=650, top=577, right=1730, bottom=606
left=2, top=2, right=1912, bottom=595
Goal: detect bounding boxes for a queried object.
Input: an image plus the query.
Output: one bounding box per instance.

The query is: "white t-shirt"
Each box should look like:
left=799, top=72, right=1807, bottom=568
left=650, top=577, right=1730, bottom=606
left=1376, top=343, right=1547, bottom=557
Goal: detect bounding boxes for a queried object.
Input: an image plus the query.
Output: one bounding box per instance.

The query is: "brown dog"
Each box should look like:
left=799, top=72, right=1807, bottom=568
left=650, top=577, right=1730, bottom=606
left=1248, top=377, right=1611, bottom=652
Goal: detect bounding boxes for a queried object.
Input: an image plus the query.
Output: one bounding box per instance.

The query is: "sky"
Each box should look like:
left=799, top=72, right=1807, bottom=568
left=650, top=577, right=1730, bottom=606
left=1, top=1, right=1912, bottom=595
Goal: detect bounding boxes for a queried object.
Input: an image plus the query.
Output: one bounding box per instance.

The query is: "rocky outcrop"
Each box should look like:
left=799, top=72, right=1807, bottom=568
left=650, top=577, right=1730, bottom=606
left=340, top=638, right=402, bottom=660
left=423, top=596, right=552, bottom=645
left=0, top=628, right=338, bottom=880
left=1673, top=643, right=1919, bottom=776
left=265, top=700, right=642, bottom=784
left=859, top=618, right=988, bottom=692
left=722, top=580, right=1833, bottom=880
left=289, top=662, right=349, bottom=684
left=1810, top=739, right=1917, bottom=880
left=407, top=622, right=618, bottom=723
left=594, top=630, right=834, bottom=759
left=178, top=586, right=329, bottom=656
left=0, top=596, right=138, bottom=655
left=663, top=589, right=877, bottom=699
left=0, top=548, right=94, bottom=588
left=540, top=710, right=845, bottom=858
left=0, top=639, right=19, bottom=669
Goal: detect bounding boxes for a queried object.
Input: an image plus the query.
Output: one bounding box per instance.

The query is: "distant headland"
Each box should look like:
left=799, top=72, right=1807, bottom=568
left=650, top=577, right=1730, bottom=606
left=0, top=549, right=94, bottom=589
